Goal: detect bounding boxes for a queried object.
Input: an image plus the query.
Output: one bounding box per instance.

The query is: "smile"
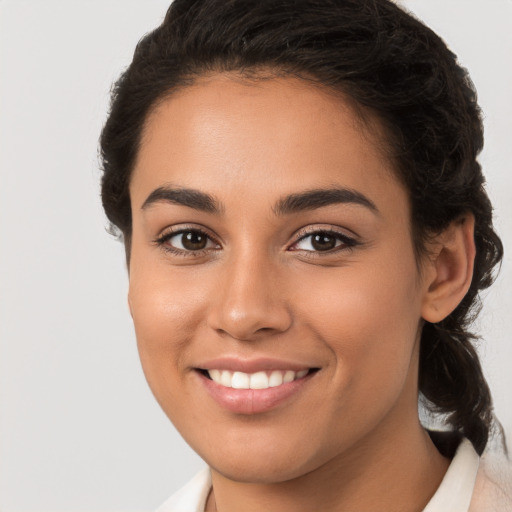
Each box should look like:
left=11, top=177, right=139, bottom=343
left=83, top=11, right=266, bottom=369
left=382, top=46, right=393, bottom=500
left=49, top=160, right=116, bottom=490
left=197, top=366, right=319, bottom=414
left=205, top=369, right=310, bottom=389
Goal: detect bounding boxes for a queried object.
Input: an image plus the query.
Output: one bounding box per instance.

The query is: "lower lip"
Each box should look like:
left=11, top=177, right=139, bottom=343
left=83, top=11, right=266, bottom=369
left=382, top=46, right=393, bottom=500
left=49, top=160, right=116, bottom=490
left=197, top=371, right=315, bottom=415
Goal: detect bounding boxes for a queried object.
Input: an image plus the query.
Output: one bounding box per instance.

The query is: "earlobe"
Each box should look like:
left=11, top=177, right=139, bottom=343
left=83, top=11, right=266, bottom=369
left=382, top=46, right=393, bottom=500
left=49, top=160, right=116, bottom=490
left=421, top=215, right=476, bottom=324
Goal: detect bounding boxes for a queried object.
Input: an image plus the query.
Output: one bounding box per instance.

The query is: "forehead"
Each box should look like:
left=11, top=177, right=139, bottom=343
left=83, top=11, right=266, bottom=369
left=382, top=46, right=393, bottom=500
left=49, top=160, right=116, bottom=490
left=130, top=74, right=403, bottom=212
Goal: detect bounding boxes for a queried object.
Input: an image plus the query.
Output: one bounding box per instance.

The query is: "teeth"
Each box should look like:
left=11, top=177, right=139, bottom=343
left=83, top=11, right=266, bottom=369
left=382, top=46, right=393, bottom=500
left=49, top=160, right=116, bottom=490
left=250, top=371, right=269, bottom=389
left=283, top=370, right=295, bottom=383
left=220, top=370, right=232, bottom=387
left=209, top=369, right=221, bottom=382
left=206, top=369, right=310, bottom=389
left=269, top=371, right=284, bottom=387
left=232, top=371, right=250, bottom=389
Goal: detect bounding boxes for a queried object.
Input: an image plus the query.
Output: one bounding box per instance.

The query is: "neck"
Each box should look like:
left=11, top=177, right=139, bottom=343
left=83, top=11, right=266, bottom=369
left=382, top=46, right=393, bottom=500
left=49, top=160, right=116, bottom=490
left=206, top=415, right=450, bottom=512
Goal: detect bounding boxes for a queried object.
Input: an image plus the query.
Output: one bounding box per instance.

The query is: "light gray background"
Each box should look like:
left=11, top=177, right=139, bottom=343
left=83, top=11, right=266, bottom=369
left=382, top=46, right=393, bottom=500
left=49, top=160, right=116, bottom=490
left=0, top=1, right=510, bottom=511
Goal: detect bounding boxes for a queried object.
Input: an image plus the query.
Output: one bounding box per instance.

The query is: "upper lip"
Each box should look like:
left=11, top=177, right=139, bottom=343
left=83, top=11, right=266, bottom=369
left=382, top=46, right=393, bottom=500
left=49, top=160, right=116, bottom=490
left=196, top=357, right=318, bottom=374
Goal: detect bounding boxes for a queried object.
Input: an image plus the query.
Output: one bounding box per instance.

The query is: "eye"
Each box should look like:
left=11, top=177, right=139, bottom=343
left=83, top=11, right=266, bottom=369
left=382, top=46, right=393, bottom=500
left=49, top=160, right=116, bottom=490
left=290, top=230, right=357, bottom=252
left=155, top=228, right=219, bottom=254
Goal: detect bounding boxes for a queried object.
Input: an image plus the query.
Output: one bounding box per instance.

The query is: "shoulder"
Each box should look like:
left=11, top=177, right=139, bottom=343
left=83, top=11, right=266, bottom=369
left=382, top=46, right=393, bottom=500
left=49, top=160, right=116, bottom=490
left=469, top=447, right=512, bottom=512
left=154, top=467, right=212, bottom=512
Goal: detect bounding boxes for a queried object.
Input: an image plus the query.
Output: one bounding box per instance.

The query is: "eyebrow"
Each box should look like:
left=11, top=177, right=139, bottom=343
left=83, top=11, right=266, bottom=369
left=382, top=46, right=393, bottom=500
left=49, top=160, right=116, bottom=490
left=141, top=186, right=222, bottom=213
left=273, top=187, right=378, bottom=216
left=141, top=185, right=378, bottom=216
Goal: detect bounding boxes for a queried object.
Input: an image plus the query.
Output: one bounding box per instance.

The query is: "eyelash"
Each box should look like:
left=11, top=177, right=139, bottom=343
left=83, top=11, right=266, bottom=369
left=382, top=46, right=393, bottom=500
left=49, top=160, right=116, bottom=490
left=153, top=226, right=360, bottom=258
left=290, top=228, right=360, bottom=256
left=153, top=226, right=220, bottom=257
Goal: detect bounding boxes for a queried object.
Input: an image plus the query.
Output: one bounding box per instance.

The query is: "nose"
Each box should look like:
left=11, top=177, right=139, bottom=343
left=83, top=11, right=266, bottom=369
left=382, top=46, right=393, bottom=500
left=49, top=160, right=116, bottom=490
left=207, top=252, right=292, bottom=341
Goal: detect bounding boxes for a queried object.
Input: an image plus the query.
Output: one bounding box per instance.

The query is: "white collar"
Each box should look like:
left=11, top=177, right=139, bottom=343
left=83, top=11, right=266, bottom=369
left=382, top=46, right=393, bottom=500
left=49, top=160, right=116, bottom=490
left=423, top=438, right=480, bottom=512
left=155, top=467, right=211, bottom=512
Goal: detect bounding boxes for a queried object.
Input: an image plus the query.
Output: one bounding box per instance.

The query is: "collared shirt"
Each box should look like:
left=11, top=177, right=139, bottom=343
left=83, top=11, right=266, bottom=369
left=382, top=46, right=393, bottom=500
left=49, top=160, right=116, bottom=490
left=155, top=438, right=512, bottom=512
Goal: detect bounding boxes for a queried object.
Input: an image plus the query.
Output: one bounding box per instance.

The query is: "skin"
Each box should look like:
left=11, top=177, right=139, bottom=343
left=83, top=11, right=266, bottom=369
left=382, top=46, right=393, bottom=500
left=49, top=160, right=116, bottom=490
left=127, top=74, right=475, bottom=512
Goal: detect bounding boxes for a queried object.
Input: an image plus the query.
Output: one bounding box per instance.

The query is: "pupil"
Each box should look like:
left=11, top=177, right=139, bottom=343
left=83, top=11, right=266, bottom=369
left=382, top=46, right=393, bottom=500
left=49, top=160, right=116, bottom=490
left=182, top=231, right=207, bottom=250
left=312, top=233, right=336, bottom=251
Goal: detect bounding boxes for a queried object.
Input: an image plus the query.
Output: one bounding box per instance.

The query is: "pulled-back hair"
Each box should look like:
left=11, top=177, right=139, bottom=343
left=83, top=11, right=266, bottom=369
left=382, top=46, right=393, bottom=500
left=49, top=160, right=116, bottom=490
left=100, top=0, right=503, bottom=455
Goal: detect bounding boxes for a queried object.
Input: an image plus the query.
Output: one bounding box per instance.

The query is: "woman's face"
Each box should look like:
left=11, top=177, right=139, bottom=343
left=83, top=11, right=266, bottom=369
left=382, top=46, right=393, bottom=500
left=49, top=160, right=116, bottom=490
left=128, top=74, right=430, bottom=482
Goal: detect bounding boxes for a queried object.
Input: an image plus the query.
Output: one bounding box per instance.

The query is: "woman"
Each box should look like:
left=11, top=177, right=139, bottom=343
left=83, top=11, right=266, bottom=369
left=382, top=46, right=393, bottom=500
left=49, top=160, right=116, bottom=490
left=100, top=0, right=510, bottom=510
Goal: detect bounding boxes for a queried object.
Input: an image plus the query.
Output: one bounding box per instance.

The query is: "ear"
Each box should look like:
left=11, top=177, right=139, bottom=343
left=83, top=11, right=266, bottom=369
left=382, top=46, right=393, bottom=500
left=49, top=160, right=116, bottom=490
left=421, top=215, right=476, bottom=323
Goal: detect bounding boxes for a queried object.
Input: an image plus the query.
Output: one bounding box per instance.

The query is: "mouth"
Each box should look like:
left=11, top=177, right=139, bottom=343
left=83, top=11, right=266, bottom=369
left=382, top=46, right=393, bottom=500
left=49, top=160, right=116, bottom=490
left=197, top=368, right=318, bottom=389
left=195, top=366, right=320, bottom=414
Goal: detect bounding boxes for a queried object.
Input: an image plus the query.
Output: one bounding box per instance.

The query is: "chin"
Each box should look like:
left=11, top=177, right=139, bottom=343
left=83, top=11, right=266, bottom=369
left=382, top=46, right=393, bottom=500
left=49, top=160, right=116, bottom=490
left=209, top=457, right=314, bottom=484
left=195, top=433, right=328, bottom=484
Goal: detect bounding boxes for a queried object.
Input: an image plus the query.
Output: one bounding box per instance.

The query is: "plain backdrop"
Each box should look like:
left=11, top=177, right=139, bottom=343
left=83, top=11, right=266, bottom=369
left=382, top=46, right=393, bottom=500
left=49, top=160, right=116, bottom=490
left=0, top=1, right=511, bottom=511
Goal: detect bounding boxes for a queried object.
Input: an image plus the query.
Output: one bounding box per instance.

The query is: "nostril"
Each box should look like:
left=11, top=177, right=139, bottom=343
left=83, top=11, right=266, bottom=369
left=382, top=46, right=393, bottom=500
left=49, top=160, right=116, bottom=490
left=206, top=284, right=293, bottom=341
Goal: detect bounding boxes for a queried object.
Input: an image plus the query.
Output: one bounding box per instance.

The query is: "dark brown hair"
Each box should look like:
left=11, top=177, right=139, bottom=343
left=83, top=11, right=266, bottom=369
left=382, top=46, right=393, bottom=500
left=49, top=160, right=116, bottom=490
left=100, top=0, right=503, bottom=455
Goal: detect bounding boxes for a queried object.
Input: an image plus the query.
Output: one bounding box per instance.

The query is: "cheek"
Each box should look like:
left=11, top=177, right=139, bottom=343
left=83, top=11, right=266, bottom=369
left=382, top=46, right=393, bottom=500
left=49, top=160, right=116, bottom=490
left=296, top=251, right=422, bottom=404
left=130, top=279, right=191, bottom=349
left=301, top=255, right=420, bottom=333
left=127, top=260, right=208, bottom=401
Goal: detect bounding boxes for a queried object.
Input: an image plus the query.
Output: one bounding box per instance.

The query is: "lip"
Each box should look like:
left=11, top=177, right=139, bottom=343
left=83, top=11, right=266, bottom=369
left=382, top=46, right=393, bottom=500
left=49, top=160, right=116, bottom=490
left=196, top=356, right=313, bottom=374
left=195, top=357, right=319, bottom=415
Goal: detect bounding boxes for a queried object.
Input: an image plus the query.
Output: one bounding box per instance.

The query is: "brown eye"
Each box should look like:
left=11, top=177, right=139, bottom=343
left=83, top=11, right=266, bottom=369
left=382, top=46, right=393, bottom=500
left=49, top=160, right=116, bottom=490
left=291, top=230, right=357, bottom=253
left=181, top=231, right=208, bottom=250
left=311, top=233, right=337, bottom=251
left=158, top=229, right=218, bottom=253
